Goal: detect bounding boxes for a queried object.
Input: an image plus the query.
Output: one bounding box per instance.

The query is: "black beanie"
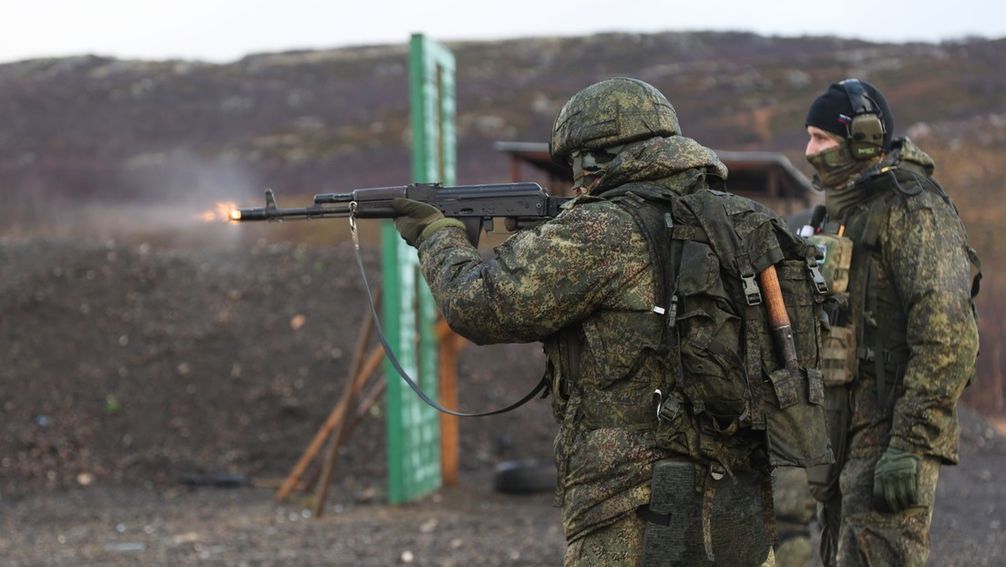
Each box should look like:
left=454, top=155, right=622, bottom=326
left=805, top=79, right=895, bottom=150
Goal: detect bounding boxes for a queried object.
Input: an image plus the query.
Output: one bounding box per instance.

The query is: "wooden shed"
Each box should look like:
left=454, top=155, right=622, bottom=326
left=494, top=141, right=816, bottom=216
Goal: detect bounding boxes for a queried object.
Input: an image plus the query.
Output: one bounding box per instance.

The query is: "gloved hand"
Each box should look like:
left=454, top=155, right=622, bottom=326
left=873, top=447, right=922, bottom=512
left=391, top=198, right=464, bottom=247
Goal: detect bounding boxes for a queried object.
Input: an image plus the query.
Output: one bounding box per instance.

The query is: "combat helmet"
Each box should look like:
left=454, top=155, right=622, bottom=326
left=549, top=77, right=681, bottom=164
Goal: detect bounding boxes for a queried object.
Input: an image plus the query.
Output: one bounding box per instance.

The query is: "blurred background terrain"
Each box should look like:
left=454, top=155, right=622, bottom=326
left=1, top=31, right=1005, bottom=565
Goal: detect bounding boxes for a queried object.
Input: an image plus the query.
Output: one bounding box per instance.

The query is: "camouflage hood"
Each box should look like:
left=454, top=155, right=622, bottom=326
left=592, top=136, right=728, bottom=196
left=826, top=137, right=937, bottom=217
left=882, top=136, right=936, bottom=176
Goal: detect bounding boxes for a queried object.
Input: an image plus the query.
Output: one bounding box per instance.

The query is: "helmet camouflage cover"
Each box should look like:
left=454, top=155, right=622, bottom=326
left=550, top=77, right=681, bottom=163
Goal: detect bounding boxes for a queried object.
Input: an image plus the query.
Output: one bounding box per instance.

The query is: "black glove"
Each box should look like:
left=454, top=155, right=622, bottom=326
left=391, top=198, right=464, bottom=247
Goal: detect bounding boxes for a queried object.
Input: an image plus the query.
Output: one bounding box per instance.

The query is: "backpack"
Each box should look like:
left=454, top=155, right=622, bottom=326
left=611, top=183, right=833, bottom=471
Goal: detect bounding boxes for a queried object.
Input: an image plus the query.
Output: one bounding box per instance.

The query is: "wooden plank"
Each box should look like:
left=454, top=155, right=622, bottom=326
left=276, top=344, right=386, bottom=502
left=436, top=319, right=467, bottom=486
left=311, top=299, right=378, bottom=516
left=439, top=332, right=459, bottom=486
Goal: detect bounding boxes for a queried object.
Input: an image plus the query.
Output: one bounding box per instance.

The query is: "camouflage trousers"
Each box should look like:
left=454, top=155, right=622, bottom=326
left=772, top=467, right=815, bottom=567
left=820, top=454, right=940, bottom=567
left=562, top=510, right=777, bottom=567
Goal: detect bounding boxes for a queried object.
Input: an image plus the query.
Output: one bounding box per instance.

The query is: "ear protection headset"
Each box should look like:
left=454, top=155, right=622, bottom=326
left=838, top=79, right=886, bottom=160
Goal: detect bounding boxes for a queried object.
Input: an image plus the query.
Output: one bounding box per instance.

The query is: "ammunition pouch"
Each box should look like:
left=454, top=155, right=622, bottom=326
left=806, top=385, right=851, bottom=503
left=765, top=367, right=829, bottom=468
left=821, top=324, right=857, bottom=386
left=640, top=459, right=773, bottom=566
left=808, top=233, right=853, bottom=294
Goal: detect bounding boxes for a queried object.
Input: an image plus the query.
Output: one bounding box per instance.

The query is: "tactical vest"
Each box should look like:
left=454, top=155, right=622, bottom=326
left=807, top=164, right=981, bottom=501
left=849, top=168, right=980, bottom=398
left=548, top=180, right=833, bottom=474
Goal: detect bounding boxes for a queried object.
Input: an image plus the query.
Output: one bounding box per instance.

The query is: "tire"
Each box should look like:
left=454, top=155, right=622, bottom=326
left=493, top=460, right=556, bottom=494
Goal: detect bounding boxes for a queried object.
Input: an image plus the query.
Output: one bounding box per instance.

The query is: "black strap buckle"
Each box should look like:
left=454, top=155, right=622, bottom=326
left=858, top=346, right=898, bottom=363
left=807, top=257, right=829, bottom=295
left=653, top=389, right=680, bottom=423
left=741, top=273, right=762, bottom=306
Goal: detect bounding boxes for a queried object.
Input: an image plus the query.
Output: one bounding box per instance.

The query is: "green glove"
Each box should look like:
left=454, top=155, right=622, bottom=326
left=873, top=447, right=922, bottom=512
left=391, top=198, right=463, bottom=247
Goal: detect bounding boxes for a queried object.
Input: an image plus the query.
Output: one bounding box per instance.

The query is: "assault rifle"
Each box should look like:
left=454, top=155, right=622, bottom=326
left=230, top=181, right=570, bottom=417
left=231, top=182, right=571, bottom=245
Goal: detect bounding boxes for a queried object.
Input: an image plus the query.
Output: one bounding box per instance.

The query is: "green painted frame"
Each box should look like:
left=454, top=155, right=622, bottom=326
left=382, top=33, right=456, bottom=504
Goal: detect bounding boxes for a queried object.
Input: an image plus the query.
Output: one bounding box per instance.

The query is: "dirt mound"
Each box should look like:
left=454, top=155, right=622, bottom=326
left=0, top=238, right=552, bottom=499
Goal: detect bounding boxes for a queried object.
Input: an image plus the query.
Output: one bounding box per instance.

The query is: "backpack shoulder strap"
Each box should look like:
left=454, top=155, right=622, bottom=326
left=606, top=185, right=687, bottom=420
left=606, top=187, right=676, bottom=313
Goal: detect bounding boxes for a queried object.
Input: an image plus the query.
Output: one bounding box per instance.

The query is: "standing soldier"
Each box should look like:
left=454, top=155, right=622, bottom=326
left=802, top=79, right=980, bottom=566
left=391, top=77, right=832, bottom=565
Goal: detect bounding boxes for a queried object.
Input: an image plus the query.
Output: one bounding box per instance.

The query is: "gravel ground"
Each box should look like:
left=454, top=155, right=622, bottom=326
left=0, top=475, right=565, bottom=566
left=2, top=439, right=1005, bottom=567
left=925, top=411, right=1006, bottom=566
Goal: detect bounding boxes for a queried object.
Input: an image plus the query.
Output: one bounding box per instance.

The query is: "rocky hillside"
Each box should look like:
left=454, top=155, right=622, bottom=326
left=2, top=32, right=1003, bottom=204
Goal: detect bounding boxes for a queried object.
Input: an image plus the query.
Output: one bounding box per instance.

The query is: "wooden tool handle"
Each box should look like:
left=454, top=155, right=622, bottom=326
left=758, top=265, right=790, bottom=328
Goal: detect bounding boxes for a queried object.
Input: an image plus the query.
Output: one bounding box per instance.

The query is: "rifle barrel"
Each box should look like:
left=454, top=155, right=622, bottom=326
left=232, top=205, right=351, bottom=222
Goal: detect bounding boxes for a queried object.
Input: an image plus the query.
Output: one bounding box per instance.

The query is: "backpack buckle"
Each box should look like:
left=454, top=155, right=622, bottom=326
left=653, top=389, right=680, bottom=423
left=668, top=294, right=678, bottom=328
left=806, top=257, right=829, bottom=295
left=653, top=295, right=679, bottom=328
left=741, top=273, right=762, bottom=306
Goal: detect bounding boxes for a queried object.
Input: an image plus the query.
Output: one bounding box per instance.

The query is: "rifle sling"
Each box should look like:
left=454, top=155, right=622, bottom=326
left=351, top=224, right=547, bottom=417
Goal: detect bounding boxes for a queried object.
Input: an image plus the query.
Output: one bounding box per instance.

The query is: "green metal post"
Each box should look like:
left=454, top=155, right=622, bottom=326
left=382, top=33, right=456, bottom=504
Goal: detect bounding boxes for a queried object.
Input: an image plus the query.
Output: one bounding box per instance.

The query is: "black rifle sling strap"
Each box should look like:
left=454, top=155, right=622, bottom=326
left=349, top=213, right=547, bottom=418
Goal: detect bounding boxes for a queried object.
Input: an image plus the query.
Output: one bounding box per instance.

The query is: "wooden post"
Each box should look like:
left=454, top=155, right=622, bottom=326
left=438, top=319, right=461, bottom=486
left=276, top=295, right=381, bottom=503
left=310, top=296, right=379, bottom=516
left=276, top=343, right=388, bottom=503
left=346, top=378, right=388, bottom=440
left=277, top=276, right=471, bottom=508
left=509, top=155, right=522, bottom=183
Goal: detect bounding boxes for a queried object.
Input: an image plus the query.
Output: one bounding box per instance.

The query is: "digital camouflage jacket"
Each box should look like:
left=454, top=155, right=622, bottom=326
left=828, top=137, right=979, bottom=463
left=416, top=135, right=783, bottom=543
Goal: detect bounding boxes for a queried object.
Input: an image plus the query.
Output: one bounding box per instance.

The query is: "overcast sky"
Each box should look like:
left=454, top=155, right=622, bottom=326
left=2, top=0, right=1003, bottom=64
